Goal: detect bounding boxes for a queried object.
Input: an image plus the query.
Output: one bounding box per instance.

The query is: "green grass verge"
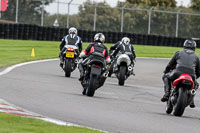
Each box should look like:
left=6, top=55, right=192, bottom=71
left=1, top=39, right=200, bottom=68
left=0, top=112, right=102, bottom=133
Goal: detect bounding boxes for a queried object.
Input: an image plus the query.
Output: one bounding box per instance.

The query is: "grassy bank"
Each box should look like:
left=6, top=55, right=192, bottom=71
left=1, top=39, right=200, bottom=68
left=0, top=112, right=102, bottom=133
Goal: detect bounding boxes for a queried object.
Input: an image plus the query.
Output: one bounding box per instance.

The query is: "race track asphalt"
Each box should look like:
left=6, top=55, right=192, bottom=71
left=0, top=58, right=199, bottom=133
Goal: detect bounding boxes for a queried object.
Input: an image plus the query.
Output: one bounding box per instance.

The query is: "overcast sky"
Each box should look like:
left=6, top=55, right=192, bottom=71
left=45, top=0, right=191, bottom=14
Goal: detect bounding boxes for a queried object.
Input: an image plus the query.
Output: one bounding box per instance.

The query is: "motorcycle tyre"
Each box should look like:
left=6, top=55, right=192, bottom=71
left=118, top=66, right=126, bottom=86
left=173, top=87, right=187, bottom=117
left=87, top=75, right=97, bottom=97
left=65, top=59, right=72, bottom=77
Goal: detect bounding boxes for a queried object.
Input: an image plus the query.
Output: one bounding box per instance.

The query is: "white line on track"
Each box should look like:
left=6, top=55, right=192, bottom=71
left=0, top=58, right=108, bottom=132
left=0, top=57, right=170, bottom=76
left=0, top=59, right=58, bottom=76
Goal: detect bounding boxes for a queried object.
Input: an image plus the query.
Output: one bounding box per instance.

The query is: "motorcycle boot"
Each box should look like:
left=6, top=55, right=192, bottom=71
left=161, top=75, right=171, bottom=102
left=78, top=63, right=85, bottom=81
left=59, top=57, right=64, bottom=68
left=79, top=71, right=84, bottom=81
left=129, top=64, right=135, bottom=76
left=190, top=98, right=195, bottom=108
left=190, top=81, right=198, bottom=108
left=58, top=51, right=64, bottom=67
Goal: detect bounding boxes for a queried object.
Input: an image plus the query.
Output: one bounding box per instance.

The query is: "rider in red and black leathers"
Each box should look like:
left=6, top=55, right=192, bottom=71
left=78, top=33, right=110, bottom=81
left=161, top=39, right=200, bottom=108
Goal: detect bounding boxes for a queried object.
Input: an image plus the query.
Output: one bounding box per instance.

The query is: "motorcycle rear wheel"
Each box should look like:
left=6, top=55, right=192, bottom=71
left=65, top=59, right=72, bottom=77
left=118, top=66, right=126, bottom=86
left=86, top=75, right=97, bottom=97
left=173, top=87, right=187, bottom=117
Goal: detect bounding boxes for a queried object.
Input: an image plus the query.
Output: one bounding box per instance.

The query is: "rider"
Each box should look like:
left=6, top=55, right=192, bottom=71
left=78, top=33, right=111, bottom=81
left=111, top=37, right=136, bottom=66
left=59, top=27, right=82, bottom=67
left=161, top=39, right=200, bottom=108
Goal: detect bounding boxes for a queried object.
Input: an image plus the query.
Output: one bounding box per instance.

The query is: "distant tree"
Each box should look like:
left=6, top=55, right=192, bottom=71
left=119, top=0, right=178, bottom=36
left=187, top=0, right=200, bottom=38
left=126, top=0, right=176, bottom=7
left=75, top=0, right=121, bottom=32
left=191, top=0, right=200, bottom=10
left=2, top=0, right=54, bottom=25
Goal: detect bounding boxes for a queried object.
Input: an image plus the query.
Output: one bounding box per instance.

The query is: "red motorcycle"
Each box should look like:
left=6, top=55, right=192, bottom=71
left=166, top=74, right=196, bottom=116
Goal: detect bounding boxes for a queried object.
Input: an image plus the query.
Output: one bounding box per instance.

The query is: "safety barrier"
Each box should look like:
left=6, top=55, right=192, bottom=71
left=0, top=23, right=199, bottom=47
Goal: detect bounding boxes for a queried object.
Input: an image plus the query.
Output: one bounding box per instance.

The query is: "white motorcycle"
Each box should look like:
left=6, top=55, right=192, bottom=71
left=113, top=54, right=135, bottom=85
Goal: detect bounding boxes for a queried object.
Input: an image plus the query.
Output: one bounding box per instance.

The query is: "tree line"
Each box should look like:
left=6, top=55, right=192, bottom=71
left=2, top=0, right=200, bottom=38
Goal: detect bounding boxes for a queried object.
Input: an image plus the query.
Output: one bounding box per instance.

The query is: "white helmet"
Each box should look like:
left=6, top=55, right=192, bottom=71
left=122, top=37, right=130, bottom=45
left=68, top=27, right=77, bottom=35
left=94, top=33, right=105, bottom=43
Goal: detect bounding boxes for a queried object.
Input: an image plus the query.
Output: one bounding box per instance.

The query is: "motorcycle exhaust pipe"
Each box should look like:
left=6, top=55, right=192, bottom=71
left=191, top=89, right=196, bottom=95
left=128, top=66, right=133, bottom=71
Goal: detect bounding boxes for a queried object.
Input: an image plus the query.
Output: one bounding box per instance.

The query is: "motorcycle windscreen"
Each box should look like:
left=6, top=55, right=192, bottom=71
left=91, top=66, right=102, bottom=75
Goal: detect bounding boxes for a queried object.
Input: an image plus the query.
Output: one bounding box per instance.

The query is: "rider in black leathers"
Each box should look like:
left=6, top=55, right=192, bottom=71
left=161, top=39, right=200, bottom=108
left=108, top=37, right=136, bottom=77
left=111, top=37, right=136, bottom=65
left=59, top=27, right=82, bottom=67
left=78, top=33, right=111, bottom=81
left=109, top=41, right=121, bottom=54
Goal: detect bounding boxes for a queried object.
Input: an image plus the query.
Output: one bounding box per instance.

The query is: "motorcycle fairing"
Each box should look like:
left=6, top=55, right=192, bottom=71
left=117, top=54, right=131, bottom=66
left=64, top=45, right=78, bottom=49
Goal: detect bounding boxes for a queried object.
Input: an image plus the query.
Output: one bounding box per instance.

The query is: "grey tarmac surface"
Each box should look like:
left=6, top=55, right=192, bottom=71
left=0, top=68, right=5, bottom=72
left=0, top=58, right=199, bottom=133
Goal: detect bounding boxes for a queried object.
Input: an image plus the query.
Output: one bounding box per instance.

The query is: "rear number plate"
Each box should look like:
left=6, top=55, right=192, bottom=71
left=66, top=52, right=74, bottom=58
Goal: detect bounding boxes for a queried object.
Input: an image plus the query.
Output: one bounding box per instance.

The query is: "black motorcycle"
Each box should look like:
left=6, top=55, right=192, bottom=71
left=62, top=45, right=79, bottom=77
left=80, top=53, right=108, bottom=97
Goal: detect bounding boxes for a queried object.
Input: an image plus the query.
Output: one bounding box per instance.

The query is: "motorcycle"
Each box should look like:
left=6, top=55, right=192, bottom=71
left=62, top=45, right=79, bottom=77
left=113, top=53, right=135, bottom=86
left=80, top=53, right=108, bottom=97
left=166, top=74, right=197, bottom=116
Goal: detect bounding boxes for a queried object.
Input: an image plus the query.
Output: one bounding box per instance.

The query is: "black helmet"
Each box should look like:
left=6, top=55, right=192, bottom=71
left=183, top=39, right=196, bottom=51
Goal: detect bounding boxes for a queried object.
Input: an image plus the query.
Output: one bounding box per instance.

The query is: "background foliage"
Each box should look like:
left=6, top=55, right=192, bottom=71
left=1, top=0, right=200, bottom=38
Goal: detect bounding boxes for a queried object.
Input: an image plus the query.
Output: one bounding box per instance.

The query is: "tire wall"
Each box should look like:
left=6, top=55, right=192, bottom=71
left=0, top=23, right=199, bottom=47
